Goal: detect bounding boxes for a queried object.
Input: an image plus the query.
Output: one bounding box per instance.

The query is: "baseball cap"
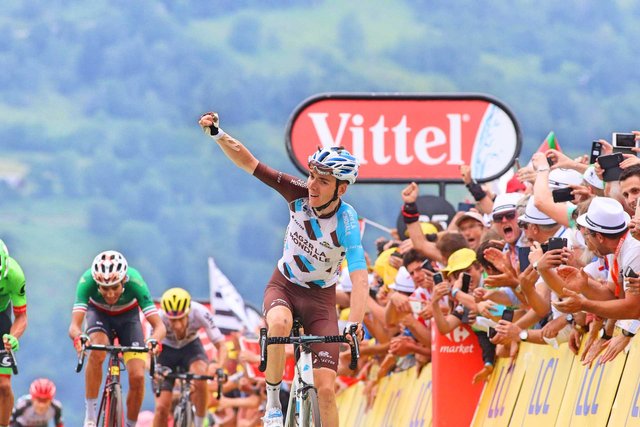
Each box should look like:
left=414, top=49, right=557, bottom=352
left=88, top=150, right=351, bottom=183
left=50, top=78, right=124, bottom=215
left=455, top=212, right=487, bottom=228
left=506, top=175, right=526, bottom=193
left=441, top=248, right=477, bottom=273
left=517, top=196, right=556, bottom=225
left=576, top=197, right=630, bottom=235
left=492, top=193, right=522, bottom=216
left=583, top=165, right=605, bottom=190
left=548, top=168, right=583, bottom=189
left=388, top=266, right=415, bottom=294
left=404, top=221, right=439, bottom=237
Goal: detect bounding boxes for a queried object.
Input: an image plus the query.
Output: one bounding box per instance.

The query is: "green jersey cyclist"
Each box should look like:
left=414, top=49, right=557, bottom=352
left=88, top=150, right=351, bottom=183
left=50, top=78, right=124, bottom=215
left=0, top=240, right=27, bottom=427
left=68, top=250, right=166, bottom=427
left=198, top=112, right=368, bottom=427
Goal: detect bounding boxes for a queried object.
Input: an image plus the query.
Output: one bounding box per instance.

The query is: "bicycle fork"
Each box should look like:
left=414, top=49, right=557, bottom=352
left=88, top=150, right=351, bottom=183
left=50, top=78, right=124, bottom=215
left=293, top=349, right=315, bottom=423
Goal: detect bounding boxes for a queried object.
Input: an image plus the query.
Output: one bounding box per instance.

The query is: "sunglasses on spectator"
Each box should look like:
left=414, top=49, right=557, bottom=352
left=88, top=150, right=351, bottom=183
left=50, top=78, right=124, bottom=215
left=517, top=221, right=529, bottom=229
left=493, top=211, right=516, bottom=222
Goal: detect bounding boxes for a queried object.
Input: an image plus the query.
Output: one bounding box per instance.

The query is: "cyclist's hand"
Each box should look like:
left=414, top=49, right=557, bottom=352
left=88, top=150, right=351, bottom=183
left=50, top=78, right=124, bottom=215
left=2, top=334, right=18, bottom=352
left=146, top=338, right=162, bottom=355
left=343, top=321, right=363, bottom=343
left=73, top=334, right=89, bottom=354
left=199, top=112, right=220, bottom=136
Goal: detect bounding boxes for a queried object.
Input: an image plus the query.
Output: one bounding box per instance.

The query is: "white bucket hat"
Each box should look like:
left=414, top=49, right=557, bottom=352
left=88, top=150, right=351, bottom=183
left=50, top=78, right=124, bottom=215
left=548, top=168, right=584, bottom=189
left=583, top=165, right=605, bottom=190
left=576, top=197, right=630, bottom=234
left=492, top=193, right=522, bottom=216
left=388, top=266, right=416, bottom=294
left=518, top=196, right=556, bottom=225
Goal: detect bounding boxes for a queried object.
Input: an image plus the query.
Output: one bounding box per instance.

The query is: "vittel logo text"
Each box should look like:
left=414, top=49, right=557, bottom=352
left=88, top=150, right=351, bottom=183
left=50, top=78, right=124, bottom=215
left=287, top=93, right=521, bottom=183
left=307, top=112, right=469, bottom=167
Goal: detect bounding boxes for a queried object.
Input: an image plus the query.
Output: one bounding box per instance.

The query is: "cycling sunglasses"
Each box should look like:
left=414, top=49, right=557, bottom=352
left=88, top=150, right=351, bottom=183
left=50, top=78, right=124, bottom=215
left=493, top=211, right=516, bottom=222
left=308, top=159, right=333, bottom=175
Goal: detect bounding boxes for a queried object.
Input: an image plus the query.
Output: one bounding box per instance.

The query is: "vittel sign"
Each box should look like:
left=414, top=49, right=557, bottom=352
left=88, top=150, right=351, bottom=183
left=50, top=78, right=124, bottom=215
left=286, top=93, right=522, bottom=183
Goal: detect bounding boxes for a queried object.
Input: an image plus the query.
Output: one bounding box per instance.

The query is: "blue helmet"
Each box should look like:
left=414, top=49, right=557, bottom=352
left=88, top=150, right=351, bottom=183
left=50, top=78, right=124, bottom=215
left=308, top=147, right=359, bottom=185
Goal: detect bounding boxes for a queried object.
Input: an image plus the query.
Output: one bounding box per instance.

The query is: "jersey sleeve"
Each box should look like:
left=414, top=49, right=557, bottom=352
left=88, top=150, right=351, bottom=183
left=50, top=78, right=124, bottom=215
left=11, top=395, right=29, bottom=420
left=337, top=205, right=367, bottom=273
left=6, top=258, right=26, bottom=315
left=127, top=269, right=158, bottom=318
left=53, top=399, right=64, bottom=426
left=72, top=270, right=94, bottom=314
left=195, top=303, right=225, bottom=344
left=253, top=162, right=308, bottom=203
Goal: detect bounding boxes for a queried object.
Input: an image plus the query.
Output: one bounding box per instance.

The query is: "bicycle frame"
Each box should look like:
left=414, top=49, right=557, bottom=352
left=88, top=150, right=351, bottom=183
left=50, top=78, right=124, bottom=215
left=76, top=341, right=156, bottom=427
left=258, top=322, right=360, bottom=427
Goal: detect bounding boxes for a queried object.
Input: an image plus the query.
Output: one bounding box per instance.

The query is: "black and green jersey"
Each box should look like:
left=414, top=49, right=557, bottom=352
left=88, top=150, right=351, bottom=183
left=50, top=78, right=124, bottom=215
left=72, top=267, right=157, bottom=318
left=0, top=257, right=26, bottom=315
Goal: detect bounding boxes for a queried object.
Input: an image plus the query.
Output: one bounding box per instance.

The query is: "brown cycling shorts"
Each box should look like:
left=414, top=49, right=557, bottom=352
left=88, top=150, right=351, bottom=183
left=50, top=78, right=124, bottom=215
left=262, top=268, right=340, bottom=371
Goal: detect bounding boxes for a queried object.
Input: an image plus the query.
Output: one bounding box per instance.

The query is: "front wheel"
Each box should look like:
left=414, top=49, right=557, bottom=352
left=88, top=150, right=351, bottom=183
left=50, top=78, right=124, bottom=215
left=173, top=401, right=194, bottom=427
left=98, top=384, right=124, bottom=427
left=301, top=388, right=321, bottom=427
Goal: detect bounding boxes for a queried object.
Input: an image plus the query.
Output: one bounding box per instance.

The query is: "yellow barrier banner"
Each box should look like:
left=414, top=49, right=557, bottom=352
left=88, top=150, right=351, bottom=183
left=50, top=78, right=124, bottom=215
left=509, top=342, right=574, bottom=426
left=472, top=354, right=525, bottom=427
left=396, top=364, right=433, bottom=427
left=608, top=335, right=640, bottom=426
left=337, top=381, right=364, bottom=427
left=556, top=338, right=626, bottom=426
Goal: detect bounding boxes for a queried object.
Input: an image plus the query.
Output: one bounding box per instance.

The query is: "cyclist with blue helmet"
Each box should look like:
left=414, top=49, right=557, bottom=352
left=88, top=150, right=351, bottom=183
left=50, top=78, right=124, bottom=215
left=199, top=112, right=367, bottom=427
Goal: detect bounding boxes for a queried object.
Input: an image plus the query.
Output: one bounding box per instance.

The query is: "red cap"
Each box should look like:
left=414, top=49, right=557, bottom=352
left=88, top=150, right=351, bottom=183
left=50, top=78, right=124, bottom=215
left=506, top=175, right=526, bottom=193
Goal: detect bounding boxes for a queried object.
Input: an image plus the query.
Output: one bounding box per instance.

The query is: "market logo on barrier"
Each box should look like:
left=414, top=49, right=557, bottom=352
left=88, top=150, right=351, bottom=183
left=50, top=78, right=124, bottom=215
left=286, top=93, right=521, bottom=183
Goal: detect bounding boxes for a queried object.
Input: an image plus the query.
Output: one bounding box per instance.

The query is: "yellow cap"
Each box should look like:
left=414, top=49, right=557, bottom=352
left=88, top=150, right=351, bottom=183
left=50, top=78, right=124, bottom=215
left=373, top=248, right=400, bottom=286
left=441, top=248, right=477, bottom=273
left=404, top=222, right=439, bottom=237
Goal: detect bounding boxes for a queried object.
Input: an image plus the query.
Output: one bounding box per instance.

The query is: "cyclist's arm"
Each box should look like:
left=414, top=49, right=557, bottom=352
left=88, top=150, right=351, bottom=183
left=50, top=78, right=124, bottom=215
left=53, top=400, right=64, bottom=427
left=214, top=341, right=228, bottom=368
left=146, top=313, right=166, bottom=343
left=69, top=311, right=86, bottom=340
left=200, top=113, right=259, bottom=174
left=9, top=311, right=26, bottom=341
left=348, top=269, right=368, bottom=324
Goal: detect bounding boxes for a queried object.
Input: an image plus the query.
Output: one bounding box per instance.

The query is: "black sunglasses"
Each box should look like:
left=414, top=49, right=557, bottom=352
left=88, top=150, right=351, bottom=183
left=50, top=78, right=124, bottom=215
left=493, top=211, right=516, bottom=222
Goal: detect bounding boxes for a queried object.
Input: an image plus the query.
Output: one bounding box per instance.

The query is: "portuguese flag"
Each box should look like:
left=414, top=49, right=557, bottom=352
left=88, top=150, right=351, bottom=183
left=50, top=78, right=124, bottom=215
left=536, top=130, right=562, bottom=153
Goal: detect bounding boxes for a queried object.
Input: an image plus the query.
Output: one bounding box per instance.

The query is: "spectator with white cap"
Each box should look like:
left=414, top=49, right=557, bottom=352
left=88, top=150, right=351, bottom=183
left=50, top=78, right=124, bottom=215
left=530, top=151, right=589, bottom=228
left=450, top=211, right=488, bottom=250
left=554, top=197, right=640, bottom=320
left=491, top=192, right=526, bottom=269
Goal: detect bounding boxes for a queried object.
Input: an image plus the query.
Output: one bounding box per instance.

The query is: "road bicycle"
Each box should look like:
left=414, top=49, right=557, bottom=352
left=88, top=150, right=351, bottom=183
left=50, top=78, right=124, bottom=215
left=76, top=338, right=157, bottom=427
left=154, top=366, right=228, bottom=427
left=259, top=320, right=359, bottom=427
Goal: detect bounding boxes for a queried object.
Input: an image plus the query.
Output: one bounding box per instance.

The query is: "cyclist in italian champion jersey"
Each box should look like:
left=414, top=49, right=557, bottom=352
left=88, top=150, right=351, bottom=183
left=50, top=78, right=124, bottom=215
left=68, top=250, right=166, bottom=427
left=0, top=240, right=27, bottom=427
left=153, top=288, right=228, bottom=427
left=10, top=378, right=63, bottom=427
left=198, top=112, right=368, bottom=427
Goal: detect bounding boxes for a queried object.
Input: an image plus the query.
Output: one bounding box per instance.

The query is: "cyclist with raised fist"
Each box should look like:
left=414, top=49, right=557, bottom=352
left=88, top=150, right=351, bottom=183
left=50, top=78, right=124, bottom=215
left=198, top=112, right=368, bottom=427
left=0, top=240, right=27, bottom=427
left=153, top=287, right=227, bottom=427
left=68, top=250, right=166, bottom=427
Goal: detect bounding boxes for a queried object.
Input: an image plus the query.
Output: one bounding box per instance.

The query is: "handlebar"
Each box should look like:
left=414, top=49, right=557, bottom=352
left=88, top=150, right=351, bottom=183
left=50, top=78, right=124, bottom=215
left=75, top=337, right=156, bottom=376
left=1, top=349, right=18, bottom=375
left=258, top=324, right=360, bottom=372
left=155, top=366, right=228, bottom=398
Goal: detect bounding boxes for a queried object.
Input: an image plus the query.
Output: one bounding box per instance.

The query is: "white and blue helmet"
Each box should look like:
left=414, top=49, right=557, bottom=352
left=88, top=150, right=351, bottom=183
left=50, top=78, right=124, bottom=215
left=308, top=147, right=359, bottom=185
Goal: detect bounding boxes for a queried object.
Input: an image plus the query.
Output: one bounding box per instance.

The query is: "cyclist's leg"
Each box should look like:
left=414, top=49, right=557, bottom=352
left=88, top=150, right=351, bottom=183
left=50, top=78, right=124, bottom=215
left=185, top=340, right=209, bottom=427
left=152, top=345, right=180, bottom=427
left=262, top=270, right=295, bottom=424
left=84, top=307, right=112, bottom=425
left=300, top=283, right=340, bottom=425
left=0, top=305, right=13, bottom=425
left=114, top=309, right=146, bottom=425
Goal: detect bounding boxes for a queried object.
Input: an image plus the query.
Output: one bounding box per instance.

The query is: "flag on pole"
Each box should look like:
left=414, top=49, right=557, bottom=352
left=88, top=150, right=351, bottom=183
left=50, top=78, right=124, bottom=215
left=208, top=257, right=259, bottom=335
left=536, top=131, right=562, bottom=153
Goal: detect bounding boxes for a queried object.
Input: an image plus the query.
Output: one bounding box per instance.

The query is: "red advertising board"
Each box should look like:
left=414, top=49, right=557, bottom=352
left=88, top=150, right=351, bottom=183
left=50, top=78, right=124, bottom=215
left=431, top=324, right=484, bottom=426
left=286, top=93, right=521, bottom=183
